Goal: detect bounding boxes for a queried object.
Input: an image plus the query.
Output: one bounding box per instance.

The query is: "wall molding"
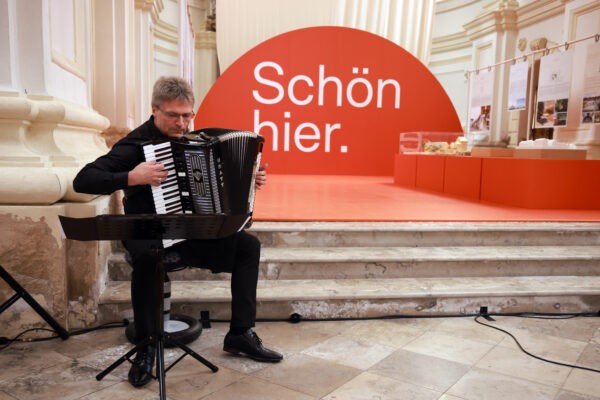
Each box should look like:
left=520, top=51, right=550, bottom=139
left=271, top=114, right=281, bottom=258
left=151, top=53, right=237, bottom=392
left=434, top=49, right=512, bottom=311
left=49, top=0, right=87, bottom=80
left=431, top=31, right=471, bottom=53
left=515, top=0, right=566, bottom=29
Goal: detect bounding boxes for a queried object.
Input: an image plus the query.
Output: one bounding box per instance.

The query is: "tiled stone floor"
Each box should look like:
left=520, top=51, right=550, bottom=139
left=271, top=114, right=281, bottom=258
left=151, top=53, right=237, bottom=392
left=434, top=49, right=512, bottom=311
left=0, top=315, right=599, bottom=399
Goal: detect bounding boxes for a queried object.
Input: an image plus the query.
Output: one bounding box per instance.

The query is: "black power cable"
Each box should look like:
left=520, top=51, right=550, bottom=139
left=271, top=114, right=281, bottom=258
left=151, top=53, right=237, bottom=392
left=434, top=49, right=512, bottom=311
left=0, top=319, right=129, bottom=351
left=2, top=310, right=599, bottom=375
left=474, top=315, right=600, bottom=374
left=210, top=310, right=600, bottom=374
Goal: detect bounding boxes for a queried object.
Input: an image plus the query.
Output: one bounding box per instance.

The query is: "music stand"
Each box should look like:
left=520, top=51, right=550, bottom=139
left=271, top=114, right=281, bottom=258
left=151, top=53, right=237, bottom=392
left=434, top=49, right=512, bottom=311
left=59, top=213, right=250, bottom=400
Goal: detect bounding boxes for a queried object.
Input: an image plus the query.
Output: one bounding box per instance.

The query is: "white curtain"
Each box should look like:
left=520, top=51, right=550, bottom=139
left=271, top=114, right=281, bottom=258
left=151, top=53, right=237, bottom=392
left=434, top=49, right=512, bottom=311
left=216, top=0, right=435, bottom=73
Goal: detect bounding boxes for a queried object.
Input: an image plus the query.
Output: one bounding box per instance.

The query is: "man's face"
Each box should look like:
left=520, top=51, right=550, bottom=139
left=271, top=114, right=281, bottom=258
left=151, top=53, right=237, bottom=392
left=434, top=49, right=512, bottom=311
left=152, top=99, right=195, bottom=138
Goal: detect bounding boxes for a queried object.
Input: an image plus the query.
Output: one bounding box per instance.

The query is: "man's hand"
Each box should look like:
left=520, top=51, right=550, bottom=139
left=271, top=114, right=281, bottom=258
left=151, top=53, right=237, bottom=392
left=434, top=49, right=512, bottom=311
left=128, top=161, right=169, bottom=187
left=255, top=163, right=268, bottom=189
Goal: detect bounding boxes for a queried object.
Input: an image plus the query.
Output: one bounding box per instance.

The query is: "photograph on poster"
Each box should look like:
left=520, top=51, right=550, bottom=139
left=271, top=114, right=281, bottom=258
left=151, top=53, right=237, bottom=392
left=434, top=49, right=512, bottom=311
left=555, top=112, right=567, bottom=126
left=470, top=105, right=491, bottom=131
left=508, top=61, right=528, bottom=110
left=469, top=70, right=493, bottom=133
left=508, top=97, right=526, bottom=111
left=535, top=99, right=569, bottom=127
left=555, top=98, right=568, bottom=112
left=536, top=100, right=555, bottom=127
left=582, top=96, right=600, bottom=124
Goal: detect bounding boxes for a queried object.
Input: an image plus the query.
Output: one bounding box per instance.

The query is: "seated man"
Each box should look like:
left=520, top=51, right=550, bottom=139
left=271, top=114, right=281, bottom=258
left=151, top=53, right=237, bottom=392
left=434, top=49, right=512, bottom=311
left=73, top=75, right=282, bottom=388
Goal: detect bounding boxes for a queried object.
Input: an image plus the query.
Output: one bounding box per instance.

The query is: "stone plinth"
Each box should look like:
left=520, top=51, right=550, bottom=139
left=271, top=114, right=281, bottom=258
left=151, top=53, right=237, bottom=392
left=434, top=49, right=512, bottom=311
left=0, top=196, right=115, bottom=337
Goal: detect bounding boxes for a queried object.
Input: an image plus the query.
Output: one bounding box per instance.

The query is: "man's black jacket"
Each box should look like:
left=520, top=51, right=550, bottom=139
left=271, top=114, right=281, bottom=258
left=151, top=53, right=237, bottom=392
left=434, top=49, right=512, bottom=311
left=73, top=117, right=165, bottom=215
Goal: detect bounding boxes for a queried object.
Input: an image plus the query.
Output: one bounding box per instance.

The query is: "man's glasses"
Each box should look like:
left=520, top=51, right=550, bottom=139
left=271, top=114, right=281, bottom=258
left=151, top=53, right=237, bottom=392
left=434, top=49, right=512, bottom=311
left=157, top=107, right=195, bottom=120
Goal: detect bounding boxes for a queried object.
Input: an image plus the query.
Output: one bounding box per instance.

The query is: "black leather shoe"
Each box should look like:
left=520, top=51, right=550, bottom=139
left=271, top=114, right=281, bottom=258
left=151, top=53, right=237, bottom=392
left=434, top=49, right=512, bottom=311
left=128, top=345, right=155, bottom=387
left=223, top=329, right=283, bottom=362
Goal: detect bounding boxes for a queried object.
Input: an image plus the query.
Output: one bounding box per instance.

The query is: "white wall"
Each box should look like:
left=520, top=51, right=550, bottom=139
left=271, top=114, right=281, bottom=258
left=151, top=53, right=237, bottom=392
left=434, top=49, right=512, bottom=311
left=430, top=0, right=600, bottom=148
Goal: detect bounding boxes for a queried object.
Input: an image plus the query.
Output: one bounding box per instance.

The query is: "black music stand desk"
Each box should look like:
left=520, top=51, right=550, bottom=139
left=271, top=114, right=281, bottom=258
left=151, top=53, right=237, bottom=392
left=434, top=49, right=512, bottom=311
left=59, top=213, right=249, bottom=400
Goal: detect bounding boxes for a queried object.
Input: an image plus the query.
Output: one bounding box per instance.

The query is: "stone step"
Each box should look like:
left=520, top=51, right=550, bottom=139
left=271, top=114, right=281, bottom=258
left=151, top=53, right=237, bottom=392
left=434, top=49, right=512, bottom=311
left=97, top=275, right=600, bottom=322
left=109, top=221, right=600, bottom=253
left=260, top=245, right=600, bottom=279
left=251, top=221, right=600, bottom=247
left=107, top=245, right=600, bottom=281
left=100, top=222, right=600, bottom=323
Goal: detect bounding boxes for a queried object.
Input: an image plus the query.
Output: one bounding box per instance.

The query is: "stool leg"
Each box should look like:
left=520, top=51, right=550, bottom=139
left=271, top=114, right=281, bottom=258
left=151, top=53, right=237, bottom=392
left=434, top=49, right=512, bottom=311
left=163, top=273, right=171, bottom=324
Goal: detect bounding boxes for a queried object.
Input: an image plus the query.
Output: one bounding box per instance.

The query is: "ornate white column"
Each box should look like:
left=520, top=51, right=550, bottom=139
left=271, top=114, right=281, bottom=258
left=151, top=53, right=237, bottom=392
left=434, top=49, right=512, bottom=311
left=189, top=0, right=218, bottom=109
left=133, top=0, right=163, bottom=123
left=0, top=0, right=110, bottom=204
left=0, top=0, right=112, bottom=335
left=92, top=0, right=136, bottom=134
left=193, top=31, right=218, bottom=110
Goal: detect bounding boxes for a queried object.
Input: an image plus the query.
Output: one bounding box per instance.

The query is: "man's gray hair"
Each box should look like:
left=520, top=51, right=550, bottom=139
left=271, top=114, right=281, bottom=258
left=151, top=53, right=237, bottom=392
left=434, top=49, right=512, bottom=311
left=151, top=76, right=195, bottom=107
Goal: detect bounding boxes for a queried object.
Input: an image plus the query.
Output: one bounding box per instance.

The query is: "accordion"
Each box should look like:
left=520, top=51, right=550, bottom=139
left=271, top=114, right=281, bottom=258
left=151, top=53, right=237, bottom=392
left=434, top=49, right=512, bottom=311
left=142, top=128, right=264, bottom=247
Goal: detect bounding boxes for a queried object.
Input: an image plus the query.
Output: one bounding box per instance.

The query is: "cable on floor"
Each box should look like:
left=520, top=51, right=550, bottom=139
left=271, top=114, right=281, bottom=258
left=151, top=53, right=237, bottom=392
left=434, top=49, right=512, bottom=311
left=212, top=310, right=600, bottom=374
left=2, top=309, right=599, bottom=376
left=0, top=319, right=129, bottom=351
left=474, top=315, right=600, bottom=374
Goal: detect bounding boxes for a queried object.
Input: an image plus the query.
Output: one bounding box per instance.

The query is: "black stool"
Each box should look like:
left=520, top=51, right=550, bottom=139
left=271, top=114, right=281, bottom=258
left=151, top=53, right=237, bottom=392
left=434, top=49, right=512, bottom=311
left=124, top=250, right=202, bottom=347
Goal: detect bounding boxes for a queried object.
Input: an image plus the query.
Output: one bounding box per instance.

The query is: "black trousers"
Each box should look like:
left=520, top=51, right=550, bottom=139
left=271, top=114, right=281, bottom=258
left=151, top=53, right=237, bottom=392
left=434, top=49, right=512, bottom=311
left=123, top=231, right=260, bottom=341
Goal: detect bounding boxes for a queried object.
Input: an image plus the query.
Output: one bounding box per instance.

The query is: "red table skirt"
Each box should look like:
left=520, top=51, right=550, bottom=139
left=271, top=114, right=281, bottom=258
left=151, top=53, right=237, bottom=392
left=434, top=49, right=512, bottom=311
left=394, top=153, right=600, bottom=209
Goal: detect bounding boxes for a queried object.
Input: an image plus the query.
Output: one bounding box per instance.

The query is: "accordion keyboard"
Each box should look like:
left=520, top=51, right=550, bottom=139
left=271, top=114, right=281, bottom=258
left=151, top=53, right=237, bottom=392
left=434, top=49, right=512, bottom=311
left=142, top=141, right=185, bottom=248
left=143, top=141, right=188, bottom=214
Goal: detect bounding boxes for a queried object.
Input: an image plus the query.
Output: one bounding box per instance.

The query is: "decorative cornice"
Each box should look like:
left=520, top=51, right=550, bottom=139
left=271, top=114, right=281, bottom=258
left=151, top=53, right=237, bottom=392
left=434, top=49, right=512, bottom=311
left=481, top=0, right=520, bottom=13
left=0, top=93, right=110, bottom=204
left=155, top=19, right=178, bottom=42
left=154, top=43, right=179, bottom=58
left=432, top=0, right=568, bottom=51
left=134, top=0, right=164, bottom=23
left=26, top=95, right=109, bottom=130
left=431, top=31, right=471, bottom=53
left=515, top=0, right=566, bottom=29
left=429, top=54, right=472, bottom=69
left=0, top=92, right=38, bottom=120
left=463, top=5, right=518, bottom=40
left=0, top=168, right=67, bottom=204
left=435, top=0, right=482, bottom=14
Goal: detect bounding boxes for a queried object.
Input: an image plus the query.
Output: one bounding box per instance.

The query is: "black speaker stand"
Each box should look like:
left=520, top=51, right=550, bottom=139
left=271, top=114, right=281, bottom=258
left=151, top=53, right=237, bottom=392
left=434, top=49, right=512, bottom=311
left=0, top=264, right=69, bottom=340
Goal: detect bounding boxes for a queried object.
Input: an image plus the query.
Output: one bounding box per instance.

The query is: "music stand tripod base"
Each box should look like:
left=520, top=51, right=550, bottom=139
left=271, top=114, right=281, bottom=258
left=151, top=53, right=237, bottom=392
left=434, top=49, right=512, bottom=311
left=58, top=214, right=244, bottom=400
left=94, top=247, right=218, bottom=399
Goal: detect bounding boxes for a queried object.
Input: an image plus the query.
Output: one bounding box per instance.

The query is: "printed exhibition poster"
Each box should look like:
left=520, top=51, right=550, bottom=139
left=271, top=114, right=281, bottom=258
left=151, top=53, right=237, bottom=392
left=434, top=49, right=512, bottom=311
left=469, top=69, right=493, bottom=132
left=508, top=60, right=528, bottom=111
left=581, top=41, right=600, bottom=124
left=535, top=49, right=573, bottom=128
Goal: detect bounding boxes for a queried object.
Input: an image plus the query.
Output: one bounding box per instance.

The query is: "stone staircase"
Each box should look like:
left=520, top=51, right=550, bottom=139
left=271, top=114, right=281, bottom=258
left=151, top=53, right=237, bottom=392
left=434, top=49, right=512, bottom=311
left=98, top=221, right=600, bottom=324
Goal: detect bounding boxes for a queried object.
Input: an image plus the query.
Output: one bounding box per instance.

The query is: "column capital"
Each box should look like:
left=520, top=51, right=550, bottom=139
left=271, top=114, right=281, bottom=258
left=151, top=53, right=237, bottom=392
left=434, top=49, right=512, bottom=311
left=135, top=0, right=164, bottom=23
left=464, top=6, right=519, bottom=39
left=196, top=30, right=216, bottom=49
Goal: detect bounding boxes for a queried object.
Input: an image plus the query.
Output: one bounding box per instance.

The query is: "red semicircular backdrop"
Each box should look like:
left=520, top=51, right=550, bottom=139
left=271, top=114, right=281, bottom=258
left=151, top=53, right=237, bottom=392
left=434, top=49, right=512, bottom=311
left=194, top=26, right=462, bottom=175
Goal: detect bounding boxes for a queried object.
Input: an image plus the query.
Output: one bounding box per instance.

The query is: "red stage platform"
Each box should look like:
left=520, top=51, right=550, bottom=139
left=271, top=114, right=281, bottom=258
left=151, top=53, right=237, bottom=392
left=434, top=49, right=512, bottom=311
left=252, top=173, right=600, bottom=222
left=394, top=153, right=600, bottom=210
